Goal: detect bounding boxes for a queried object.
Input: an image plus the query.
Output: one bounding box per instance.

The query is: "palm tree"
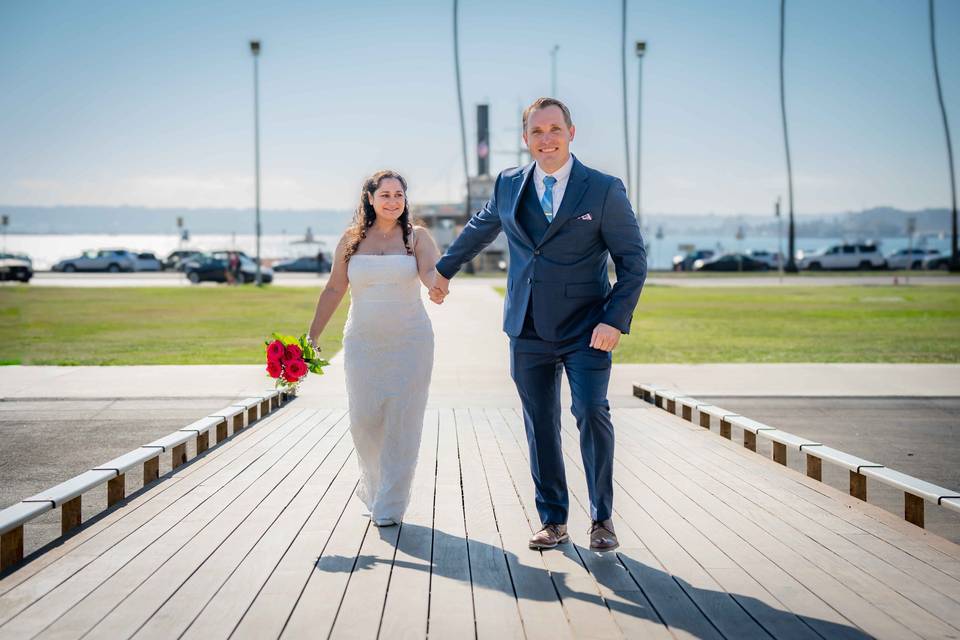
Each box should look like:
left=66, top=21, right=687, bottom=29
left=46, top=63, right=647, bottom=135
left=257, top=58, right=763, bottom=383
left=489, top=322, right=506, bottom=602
left=780, top=0, right=798, bottom=273
left=929, top=0, right=958, bottom=270
left=621, top=0, right=632, bottom=198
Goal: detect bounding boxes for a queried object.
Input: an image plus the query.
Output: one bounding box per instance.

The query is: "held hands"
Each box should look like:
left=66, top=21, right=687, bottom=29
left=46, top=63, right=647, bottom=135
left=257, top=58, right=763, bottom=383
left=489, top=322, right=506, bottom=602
left=590, top=323, right=621, bottom=352
left=429, top=270, right=450, bottom=305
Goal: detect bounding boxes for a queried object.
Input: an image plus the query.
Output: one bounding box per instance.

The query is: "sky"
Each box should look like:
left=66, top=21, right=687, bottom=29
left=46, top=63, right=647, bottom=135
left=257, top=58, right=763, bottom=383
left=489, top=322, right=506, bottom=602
left=1, top=0, right=958, bottom=216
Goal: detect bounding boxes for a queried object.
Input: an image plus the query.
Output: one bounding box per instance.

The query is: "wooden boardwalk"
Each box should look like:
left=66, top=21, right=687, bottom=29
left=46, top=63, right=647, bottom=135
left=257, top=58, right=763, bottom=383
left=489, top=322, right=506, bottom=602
left=1, top=403, right=959, bottom=639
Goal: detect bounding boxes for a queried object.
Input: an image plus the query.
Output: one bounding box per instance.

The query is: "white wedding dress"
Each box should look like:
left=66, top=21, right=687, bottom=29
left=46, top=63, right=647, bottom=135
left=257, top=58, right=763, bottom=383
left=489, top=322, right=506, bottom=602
left=343, top=254, right=434, bottom=524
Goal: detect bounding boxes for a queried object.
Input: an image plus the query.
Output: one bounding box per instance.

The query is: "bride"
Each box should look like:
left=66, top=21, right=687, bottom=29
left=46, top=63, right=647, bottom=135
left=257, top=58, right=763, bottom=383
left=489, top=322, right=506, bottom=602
left=308, top=170, right=439, bottom=527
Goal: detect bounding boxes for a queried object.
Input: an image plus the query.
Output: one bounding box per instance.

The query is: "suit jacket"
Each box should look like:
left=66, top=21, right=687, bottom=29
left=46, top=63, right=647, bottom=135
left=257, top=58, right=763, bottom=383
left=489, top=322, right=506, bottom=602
left=436, top=156, right=647, bottom=342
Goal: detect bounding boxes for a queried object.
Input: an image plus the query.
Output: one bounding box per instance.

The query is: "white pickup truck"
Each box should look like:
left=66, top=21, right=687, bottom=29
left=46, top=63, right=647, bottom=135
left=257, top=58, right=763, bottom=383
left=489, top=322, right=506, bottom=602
left=797, top=243, right=887, bottom=270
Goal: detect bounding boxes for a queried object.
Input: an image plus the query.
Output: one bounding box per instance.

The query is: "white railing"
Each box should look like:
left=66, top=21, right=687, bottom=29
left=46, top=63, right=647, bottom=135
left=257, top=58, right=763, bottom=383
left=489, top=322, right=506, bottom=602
left=634, top=383, right=960, bottom=530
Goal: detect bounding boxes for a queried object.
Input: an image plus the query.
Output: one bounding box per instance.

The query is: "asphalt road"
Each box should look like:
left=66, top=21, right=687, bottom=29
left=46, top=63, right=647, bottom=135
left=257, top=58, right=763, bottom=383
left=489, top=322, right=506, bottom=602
left=8, top=271, right=960, bottom=288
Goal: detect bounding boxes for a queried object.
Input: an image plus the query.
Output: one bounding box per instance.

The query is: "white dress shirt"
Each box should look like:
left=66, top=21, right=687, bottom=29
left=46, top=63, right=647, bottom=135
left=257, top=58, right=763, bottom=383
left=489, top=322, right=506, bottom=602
left=533, top=154, right=574, bottom=214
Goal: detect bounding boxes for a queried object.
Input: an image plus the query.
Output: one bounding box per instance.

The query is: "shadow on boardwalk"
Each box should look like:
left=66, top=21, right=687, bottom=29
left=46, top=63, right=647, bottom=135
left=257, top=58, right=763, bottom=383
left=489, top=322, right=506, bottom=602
left=317, top=523, right=871, bottom=640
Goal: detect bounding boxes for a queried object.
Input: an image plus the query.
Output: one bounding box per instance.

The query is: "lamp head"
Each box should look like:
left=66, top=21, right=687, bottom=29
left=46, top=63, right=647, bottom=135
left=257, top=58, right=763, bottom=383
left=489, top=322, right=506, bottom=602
left=250, top=40, right=261, bottom=55
left=635, top=41, right=646, bottom=57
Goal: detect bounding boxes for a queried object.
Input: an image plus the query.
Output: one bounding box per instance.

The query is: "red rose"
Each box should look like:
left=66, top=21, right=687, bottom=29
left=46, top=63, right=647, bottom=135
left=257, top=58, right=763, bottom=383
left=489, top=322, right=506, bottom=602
left=266, top=340, right=285, bottom=362
left=286, top=358, right=308, bottom=379
left=283, top=367, right=302, bottom=383
left=266, top=360, right=282, bottom=378
left=282, top=344, right=303, bottom=364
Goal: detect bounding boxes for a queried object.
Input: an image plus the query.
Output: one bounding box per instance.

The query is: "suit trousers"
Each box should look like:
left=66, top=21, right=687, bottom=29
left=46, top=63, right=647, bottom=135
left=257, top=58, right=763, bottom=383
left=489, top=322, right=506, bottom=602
left=509, top=327, right=615, bottom=525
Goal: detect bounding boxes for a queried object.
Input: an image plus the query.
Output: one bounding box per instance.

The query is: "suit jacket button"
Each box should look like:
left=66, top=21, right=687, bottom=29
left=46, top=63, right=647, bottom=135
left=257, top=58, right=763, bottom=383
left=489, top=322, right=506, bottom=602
left=534, top=249, right=541, bottom=256
left=526, top=277, right=532, bottom=284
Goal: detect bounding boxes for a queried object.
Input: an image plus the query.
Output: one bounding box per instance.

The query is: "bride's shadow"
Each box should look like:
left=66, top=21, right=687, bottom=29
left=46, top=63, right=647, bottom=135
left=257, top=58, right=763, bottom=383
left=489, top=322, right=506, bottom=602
left=316, top=522, right=871, bottom=639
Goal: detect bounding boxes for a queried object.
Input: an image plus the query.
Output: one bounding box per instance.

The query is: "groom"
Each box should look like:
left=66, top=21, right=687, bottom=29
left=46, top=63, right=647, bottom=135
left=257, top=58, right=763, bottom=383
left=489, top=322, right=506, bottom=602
left=431, top=98, right=647, bottom=551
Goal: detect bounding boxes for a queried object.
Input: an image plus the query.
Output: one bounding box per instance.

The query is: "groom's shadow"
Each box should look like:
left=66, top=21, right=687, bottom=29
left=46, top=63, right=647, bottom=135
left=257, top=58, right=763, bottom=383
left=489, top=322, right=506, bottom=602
left=316, top=522, right=871, bottom=639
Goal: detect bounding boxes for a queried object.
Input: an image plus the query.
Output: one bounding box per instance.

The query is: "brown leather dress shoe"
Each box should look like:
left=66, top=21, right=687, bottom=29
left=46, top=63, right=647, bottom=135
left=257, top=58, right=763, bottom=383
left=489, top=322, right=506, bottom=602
left=589, top=519, right=619, bottom=551
left=529, top=523, right=569, bottom=549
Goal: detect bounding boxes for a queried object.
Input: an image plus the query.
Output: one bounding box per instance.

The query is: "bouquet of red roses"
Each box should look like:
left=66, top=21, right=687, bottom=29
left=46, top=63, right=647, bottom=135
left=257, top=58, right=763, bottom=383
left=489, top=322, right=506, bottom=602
left=264, top=333, right=329, bottom=390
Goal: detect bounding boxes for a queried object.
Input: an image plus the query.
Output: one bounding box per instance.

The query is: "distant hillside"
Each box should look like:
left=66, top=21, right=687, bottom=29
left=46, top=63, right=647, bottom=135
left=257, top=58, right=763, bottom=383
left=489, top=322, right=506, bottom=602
left=0, top=204, right=953, bottom=239
left=0, top=205, right=353, bottom=235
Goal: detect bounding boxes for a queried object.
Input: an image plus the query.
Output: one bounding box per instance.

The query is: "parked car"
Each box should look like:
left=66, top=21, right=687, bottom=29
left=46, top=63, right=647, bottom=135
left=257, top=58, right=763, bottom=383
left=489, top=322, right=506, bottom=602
left=183, top=252, right=273, bottom=284
left=0, top=253, right=33, bottom=282
left=745, top=249, right=781, bottom=268
left=922, top=253, right=953, bottom=271
left=163, top=250, right=202, bottom=271
left=272, top=255, right=331, bottom=273
left=692, top=253, right=770, bottom=272
left=886, top=248, right=939, bottom=270
left=796, top=243, right=886, bottom=270
left=672, top=249, right=714, bottom=271
left=52, top=249, right=136, bottom=272
left=133, top=252, right=163, bottom=271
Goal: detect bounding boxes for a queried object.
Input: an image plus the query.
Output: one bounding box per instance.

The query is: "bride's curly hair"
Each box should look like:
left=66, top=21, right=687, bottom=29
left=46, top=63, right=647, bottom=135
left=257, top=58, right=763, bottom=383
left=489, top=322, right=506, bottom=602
left=343, top=169, right=414, bottom=262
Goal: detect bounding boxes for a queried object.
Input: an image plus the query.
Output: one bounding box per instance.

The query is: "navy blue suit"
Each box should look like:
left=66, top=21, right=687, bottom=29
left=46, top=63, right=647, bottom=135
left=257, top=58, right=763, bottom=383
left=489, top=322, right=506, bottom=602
left=436, top=156, right=646, bottom=524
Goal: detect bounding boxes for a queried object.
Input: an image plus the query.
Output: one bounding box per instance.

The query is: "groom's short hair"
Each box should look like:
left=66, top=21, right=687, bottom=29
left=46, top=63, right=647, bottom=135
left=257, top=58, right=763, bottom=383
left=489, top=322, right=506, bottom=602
left=523, top=98, right=573, bottom=132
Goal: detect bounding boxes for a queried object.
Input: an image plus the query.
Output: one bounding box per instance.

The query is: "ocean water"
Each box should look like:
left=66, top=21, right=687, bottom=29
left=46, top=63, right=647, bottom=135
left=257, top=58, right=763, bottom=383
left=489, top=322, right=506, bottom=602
left=1, top=231, right=952, bottom=271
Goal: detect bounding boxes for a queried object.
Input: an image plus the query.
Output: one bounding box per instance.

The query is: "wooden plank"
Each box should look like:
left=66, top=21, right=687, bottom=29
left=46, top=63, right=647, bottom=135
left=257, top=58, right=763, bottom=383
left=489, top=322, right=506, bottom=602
left=107, top=474, right=125, bottom=508
left=638, top=407, right=960, bottom=592
left=171, top=443, right=187, bottom=470
left=520, top=416, right=674, bottom=640
left=61, top=496, right=81, bottom=536
left=621, top=409, right=960, bottom=637
left=609, top=416, right=901, bottom=639
left=477, top=409, right=573, bottom=640
left=851, top=471, right=868, bottom=501
left=227, top=460, right=361, bottom=640
left=641, top=409, right=960, bottom=568
left=905, top=493, right=925, bottom=529
left=0, top=407, right=312, bottom=600
left=138, top=421, right=357, bottom=639
left=425, top=408, right=475, bottom=638
left=0, top=409, right=328, bottom=637
left=326, top=502, right=403, bottom=639
left=1, top=528, right=23, bottom=575
left=280, top=494, right=373, bottom=639
left=457, top=409, right=525, bottom=640
left=496, top=408, right=650, bottom=640
left=552, top=412, right=826, bottom=638
left=73, top=411, right=350, bottom=639
left=143, top=455, right=159, bottom=486
left=377, top=410, right=440, bottom=639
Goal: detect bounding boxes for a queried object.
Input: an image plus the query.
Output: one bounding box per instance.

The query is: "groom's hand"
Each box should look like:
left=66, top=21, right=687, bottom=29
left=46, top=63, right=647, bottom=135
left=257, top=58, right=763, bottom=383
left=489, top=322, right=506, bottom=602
left=590, top=323, right=621, bottom=352
left=429, top=270, right=450, bottom=305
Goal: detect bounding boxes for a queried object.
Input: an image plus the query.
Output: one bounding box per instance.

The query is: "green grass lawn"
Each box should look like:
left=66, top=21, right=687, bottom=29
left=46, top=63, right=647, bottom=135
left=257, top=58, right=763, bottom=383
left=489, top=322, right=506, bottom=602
left=494, top=285, right=960, bottom=363
left=0, top=287, right=349, bottom=365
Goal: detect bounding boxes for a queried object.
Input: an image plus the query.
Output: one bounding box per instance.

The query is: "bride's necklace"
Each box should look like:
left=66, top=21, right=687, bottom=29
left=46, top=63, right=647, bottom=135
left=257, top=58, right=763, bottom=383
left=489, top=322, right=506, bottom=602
left=373, top=222, right=397, bottom=255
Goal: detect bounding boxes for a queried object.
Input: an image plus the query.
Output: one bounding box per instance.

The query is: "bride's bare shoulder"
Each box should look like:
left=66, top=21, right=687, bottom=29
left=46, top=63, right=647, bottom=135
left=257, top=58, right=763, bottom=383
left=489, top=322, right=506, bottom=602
left=411, top=225, right=434, bottom=244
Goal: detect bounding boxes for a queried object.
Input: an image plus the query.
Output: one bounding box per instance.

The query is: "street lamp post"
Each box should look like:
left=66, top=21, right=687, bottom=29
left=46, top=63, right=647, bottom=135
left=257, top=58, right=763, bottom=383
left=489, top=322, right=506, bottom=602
left=250, top=40, right=263, bottom=286
left=550, top=45, right=559, bottom=96
left=620, top=0, right=631, bottom=199
left=635, top=41, right=646, bottom=227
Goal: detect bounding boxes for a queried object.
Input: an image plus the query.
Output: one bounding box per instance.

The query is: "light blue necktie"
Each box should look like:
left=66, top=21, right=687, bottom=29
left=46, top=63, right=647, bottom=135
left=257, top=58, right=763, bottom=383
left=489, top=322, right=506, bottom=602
left=541, top=175, right=557, bottom=223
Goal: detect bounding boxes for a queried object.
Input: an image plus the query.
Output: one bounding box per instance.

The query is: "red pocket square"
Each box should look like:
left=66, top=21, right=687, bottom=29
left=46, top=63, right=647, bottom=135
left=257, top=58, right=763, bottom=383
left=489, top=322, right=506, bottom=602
left=578, top=213, right=593, bottom=221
